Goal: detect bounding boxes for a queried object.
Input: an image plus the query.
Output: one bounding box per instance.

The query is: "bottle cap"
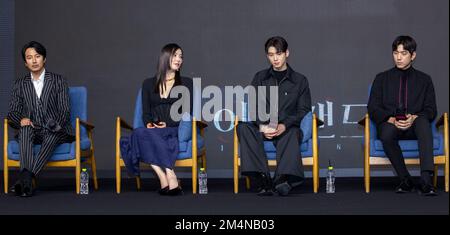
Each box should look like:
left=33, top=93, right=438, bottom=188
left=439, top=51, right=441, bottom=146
left=328, top=166, right=334, bottom=170
left=200, top=168, right=205, bottom=171
left=82, top=168, right=87, bottom=172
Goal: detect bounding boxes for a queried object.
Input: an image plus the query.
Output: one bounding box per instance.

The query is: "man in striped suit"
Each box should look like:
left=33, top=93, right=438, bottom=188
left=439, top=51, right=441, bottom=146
left=8, top=41, right=74, bottom=197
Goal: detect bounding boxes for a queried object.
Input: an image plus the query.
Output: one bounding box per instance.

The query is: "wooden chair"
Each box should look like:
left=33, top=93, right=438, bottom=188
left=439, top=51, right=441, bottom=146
left=359, top=113, right=449, bottom=193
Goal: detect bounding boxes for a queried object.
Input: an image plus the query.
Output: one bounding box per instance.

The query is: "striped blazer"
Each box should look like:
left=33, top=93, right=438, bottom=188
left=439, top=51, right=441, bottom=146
left=8, top=71, right=74, bottom=137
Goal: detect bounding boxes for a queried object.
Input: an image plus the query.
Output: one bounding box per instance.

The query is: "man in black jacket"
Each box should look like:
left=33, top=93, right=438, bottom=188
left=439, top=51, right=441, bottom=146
left=237, top=36, right=311, bottom=196
left=8, top=41, right=74, bottom=197
left=368, top=35, right=438, bottom=196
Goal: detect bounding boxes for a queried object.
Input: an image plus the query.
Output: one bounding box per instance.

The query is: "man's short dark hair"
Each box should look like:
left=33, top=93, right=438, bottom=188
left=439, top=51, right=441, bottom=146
left=21, top=41, right=47, bottom=61
left=392, top=35, right=417, bottom=54
left=265, top=36, right=288, bottom=53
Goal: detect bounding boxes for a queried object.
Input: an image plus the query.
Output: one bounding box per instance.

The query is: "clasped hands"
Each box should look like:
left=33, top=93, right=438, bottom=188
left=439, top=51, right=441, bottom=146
left=259, top=123, right=286, bottom=139
left=388, top=114, right=418, bottom=130
left=146, top=122, right=167, bottom=128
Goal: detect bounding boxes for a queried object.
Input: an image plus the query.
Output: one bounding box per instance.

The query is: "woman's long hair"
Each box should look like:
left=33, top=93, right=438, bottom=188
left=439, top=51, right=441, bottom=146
left=154, top=43, right=182, bottom=93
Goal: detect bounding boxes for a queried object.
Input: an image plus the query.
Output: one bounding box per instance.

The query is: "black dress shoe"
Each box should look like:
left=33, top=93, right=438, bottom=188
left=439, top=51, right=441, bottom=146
left=158, top=186, right=170, bottom=195
left=395, top=178, right=415, bottom=193
left=418, top=182, right=438, bottom=196
left=275, top=181, right=292, bottom=196
left=168, top=186, right=184, bottom=196
left=20, top=170, right=36, bottom=197
left=256, top=187, right=274, bottom=196
left=254, top=172, right=274, bottom=196
left=10, top=180, right=23, bottom=196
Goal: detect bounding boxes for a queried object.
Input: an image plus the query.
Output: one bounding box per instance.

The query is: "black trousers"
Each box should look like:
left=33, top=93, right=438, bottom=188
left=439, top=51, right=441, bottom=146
left=377, top=116, right=434, bottom=180
left=237, top=122, right=304, bottom=181
left=18, top=125, right=72, bottom=176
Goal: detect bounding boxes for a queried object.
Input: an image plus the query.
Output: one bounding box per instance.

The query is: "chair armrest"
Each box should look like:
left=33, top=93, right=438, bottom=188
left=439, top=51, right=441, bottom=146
left=195, top=120, right=208, bottom=130
left=79, top=119, right=95, bottom=131
left=315, top=118, right=324, bottom=127
left=117, top=117, right=133, bottom=130
left=357, top=115, right=367, bottom=126
left=4, top=118, right=18, bottom=130
left=436, top=113, right=448, bottom=128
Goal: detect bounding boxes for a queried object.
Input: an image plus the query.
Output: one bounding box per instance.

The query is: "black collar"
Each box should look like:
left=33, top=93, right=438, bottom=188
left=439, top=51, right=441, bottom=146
left=394, top=66, right=414, bottom=77
left=263, top=64, right=295, bottom=82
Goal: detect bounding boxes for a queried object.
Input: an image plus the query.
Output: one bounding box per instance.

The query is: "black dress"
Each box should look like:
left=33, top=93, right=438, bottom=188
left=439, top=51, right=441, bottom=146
left=121, top=76, right=193, bottom=175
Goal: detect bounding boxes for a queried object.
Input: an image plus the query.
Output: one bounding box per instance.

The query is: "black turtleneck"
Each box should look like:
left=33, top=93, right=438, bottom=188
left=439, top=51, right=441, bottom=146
left=397, top=66, right=412, bottom=114
left=272, top=68, right=287, bottom=83
left=368, top=66, right=437, bottom=125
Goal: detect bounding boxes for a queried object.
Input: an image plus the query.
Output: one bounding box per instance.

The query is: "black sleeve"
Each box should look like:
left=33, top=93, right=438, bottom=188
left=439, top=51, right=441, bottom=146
left=251, top=73, right=264, bottom=127
left=8, top=79, right=25, bottom=129
left=142, top=78, right=154, bottom=126
left=55, top=76, right=71, bottom=128
left=368, top=74, right=393, bottom=125
left=282, top=77, right=312, bottom=129
left=416, top=76, right=437, bottom=121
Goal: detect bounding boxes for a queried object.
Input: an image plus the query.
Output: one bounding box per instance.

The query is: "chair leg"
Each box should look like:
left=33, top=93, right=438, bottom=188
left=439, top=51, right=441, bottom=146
left=192, top=164, right=198, bottom=194
left=116, top=161, right=121, bottom=194
left=136, top=176, right=141, bottom=190
left=245, top=176, right=251, bottom=190
left=364, top=163, right=370, bottom=193
left=233, top=161, right=239, bottom=194
left=445, top=157, right=449, bottom=192
left=91, top=155, right=99, bottom=190
left=76, top=163, right=80, bottom=194
left=3, top=165, right=8, bottom=194
left=313, top=168, right=318, bottom=194
left=433, top=165, right=438, bottom=188
left=202, top=153, right=206, bottom=170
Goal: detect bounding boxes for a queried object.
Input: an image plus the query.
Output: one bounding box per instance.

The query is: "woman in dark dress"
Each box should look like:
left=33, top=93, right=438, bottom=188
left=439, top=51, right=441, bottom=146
left=130, top=43, right=192, bottom=196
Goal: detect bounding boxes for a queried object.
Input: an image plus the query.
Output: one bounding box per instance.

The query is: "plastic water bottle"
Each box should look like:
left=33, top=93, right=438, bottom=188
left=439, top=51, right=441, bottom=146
left=326, top=161, right=335, bottom=194
left=198, top=168, right=208, bottom=194
left=80, top=168, right=89, bottom=195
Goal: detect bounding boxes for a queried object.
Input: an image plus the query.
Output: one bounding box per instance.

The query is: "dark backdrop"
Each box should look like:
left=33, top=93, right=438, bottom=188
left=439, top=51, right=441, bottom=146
left=2, top=0, right=448, bottom=177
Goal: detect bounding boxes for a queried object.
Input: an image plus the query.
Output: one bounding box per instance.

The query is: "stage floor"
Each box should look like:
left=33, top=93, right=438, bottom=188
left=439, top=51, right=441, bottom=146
left=0, top=177, right=448, bottom=215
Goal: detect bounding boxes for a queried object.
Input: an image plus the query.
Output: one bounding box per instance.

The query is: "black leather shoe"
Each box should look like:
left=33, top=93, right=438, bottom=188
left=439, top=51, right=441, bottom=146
left=158, top=186, right=170, bottom=195
left=418, top=181, right=437, bottom=196
left=168, top=186, right=184, bottom=196
left=395, top=178, right=415, bottom=193
left=256, top=187, right=274, bottom=196
left=255, top=172, right=274, bottom=196
left=10, top=180, right=23, bottom=196
left=275, top=181, right=292, bottom=196
left=10, top=169, right=32, bottom=196
left=20, top=170, right=36, bottom=197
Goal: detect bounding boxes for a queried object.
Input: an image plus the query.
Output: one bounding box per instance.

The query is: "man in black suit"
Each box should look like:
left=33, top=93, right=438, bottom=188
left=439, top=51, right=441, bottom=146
left=368, top=35, right=438, bottom=196
left=8, top=41, right=74, bottom=197
left=237, top=36, right=312, bottom=196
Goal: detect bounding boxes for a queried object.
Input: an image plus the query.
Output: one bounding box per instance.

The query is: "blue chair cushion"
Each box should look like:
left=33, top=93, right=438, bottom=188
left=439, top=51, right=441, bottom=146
left=178, top=113, right=202, bottom=142
left=300, top=112, right=312, bottom=143
left=178, top=136, right=205, bottom=160
left=7, top=139, right=91, bottom=161
left=69, top=87, right=88, bottom=139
